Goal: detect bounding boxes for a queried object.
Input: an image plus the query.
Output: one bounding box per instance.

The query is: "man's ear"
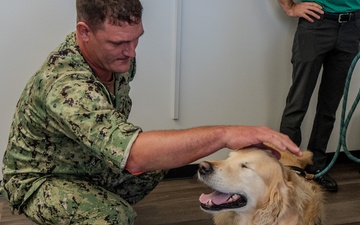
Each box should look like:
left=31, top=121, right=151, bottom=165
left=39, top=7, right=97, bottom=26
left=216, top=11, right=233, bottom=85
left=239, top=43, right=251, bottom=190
left=76, top=22, right=91, bottom=42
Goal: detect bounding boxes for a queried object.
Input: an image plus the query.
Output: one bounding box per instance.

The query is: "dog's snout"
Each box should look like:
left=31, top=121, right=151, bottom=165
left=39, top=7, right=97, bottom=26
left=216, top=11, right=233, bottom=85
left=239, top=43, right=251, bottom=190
left=198, top=161, right=213, bottom=175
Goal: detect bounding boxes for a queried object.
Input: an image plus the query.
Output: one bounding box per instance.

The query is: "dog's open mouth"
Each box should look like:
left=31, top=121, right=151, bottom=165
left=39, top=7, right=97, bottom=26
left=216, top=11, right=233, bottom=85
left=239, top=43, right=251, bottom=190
left=199, top=191, right=247, bottom=211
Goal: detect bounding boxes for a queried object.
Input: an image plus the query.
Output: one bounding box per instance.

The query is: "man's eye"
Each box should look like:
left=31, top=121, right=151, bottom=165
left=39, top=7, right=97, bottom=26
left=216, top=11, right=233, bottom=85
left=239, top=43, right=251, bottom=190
left=114, top=42, right=124, bottom=46
left=111, top=41, right=126, bottom=46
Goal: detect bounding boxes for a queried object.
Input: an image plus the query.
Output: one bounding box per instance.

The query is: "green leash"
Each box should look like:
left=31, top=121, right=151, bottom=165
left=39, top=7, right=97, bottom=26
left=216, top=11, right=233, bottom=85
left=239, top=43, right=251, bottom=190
left=315, top=51, right=360, bottom=179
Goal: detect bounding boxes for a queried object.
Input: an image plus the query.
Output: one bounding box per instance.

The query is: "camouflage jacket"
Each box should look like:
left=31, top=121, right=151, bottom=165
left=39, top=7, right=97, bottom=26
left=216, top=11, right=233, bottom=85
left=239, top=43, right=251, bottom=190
left=1, top=32, right=141, bottom=210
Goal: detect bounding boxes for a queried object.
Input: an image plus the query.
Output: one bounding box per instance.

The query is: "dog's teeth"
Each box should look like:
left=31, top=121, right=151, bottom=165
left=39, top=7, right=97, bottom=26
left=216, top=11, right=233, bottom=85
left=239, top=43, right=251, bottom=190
left=207, top=199, right=213, bottom=206
left=232, top=194, right=241, bottom=201
left=227, top=194, right=241, bottom=203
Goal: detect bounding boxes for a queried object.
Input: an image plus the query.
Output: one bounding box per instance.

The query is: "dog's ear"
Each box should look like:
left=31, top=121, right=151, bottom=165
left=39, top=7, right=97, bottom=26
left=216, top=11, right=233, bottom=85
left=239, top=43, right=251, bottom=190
left=257, top=180, right=288, bottom=222
left=251, top=143, right=281, bottom=160
left=298, top=150, right=314, bottom=167
left=263, top=149, right=281, bottom=160
left=268, top=149, right=281, bottom=160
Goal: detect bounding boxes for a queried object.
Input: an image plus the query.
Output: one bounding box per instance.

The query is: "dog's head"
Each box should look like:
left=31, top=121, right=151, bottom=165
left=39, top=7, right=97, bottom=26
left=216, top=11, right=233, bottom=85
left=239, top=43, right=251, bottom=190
left=198, top=148, right=286, bottom=214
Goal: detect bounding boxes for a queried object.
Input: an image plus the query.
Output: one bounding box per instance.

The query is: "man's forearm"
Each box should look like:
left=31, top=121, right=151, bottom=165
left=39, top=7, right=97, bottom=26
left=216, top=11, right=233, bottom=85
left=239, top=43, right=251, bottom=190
left=125, top=126, right=226, bottom=173
left=125, top=125, right=301, bottom=174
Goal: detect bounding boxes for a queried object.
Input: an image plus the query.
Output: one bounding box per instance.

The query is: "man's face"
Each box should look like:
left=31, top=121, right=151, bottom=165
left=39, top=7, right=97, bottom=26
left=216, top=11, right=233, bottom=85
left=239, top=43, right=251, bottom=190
left=85, top=20, right=144, bottom=74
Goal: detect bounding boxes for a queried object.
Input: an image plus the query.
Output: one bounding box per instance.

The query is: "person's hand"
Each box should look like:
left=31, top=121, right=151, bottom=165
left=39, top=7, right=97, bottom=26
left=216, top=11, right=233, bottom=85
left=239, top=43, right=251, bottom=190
left=223, top=126, right=302, bottom=157
left=284, top=2, right=324, bottom=22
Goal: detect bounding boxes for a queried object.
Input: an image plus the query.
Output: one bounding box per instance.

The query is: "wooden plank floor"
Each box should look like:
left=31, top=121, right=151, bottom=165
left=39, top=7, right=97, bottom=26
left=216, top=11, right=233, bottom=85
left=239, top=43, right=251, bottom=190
left=1, top=160, right=359, bottom=225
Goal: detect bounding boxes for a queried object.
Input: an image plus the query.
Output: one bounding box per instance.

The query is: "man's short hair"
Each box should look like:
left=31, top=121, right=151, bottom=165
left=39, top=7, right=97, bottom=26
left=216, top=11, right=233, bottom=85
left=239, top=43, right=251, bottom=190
left=76, top=0, right=143, bottom=30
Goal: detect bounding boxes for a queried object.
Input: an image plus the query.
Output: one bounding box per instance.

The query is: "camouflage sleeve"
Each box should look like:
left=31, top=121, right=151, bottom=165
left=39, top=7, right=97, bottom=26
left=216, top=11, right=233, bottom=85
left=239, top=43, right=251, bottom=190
left=45, top=75, right=141, bottom=172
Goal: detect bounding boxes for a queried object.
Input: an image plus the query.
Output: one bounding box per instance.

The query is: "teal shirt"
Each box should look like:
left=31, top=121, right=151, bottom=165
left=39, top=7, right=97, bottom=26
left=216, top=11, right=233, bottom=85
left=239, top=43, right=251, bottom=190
left=1, top=32, right=141, bottom=210
left=302, top=0, right=360, bottom=13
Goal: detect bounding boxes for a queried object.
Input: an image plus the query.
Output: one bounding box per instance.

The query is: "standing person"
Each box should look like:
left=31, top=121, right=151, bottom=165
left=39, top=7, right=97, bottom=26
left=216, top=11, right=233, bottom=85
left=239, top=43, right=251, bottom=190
left=278, top=0, right=360, bottom=192
left=1, top=0, right=301, bottom=224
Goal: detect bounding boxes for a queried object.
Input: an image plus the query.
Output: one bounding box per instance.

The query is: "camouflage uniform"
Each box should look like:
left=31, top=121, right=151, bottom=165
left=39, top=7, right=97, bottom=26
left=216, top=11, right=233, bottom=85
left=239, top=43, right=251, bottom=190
left=1, top=32, right=165, bottom=224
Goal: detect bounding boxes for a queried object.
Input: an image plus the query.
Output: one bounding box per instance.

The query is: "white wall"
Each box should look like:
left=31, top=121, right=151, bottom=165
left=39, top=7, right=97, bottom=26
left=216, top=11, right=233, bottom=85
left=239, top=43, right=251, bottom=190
left=1, top=1, right=360, bottom=180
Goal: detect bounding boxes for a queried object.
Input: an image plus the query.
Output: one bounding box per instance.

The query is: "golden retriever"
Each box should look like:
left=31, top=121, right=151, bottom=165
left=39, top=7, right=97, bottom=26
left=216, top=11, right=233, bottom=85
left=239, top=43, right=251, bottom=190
left=197, top=146, right=324, bottom=225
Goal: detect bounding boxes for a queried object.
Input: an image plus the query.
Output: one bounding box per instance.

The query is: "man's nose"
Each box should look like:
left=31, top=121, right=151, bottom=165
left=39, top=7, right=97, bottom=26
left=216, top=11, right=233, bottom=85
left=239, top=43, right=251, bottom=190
left=123, top=42, right=137, bottom=58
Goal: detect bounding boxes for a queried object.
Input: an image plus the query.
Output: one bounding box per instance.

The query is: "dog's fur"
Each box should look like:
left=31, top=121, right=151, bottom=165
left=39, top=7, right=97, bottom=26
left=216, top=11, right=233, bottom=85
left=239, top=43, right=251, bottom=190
left=198, top=148, right=324, bottom=225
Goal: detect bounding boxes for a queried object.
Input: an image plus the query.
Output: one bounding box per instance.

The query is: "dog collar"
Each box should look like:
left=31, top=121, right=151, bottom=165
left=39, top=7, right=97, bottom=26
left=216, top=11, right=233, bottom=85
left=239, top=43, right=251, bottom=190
left=286, top=166, right=314, bottom=180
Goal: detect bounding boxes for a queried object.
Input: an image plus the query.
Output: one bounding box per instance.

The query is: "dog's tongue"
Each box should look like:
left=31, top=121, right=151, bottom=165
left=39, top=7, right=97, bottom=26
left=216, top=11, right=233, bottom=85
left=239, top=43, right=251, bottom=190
left=199, top=191, right=232, bottom=205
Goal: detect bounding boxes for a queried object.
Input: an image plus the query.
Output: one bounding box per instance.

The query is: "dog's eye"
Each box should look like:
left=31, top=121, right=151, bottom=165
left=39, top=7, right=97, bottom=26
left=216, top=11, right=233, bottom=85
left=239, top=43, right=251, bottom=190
left=241, top=163, right=248, bottom=168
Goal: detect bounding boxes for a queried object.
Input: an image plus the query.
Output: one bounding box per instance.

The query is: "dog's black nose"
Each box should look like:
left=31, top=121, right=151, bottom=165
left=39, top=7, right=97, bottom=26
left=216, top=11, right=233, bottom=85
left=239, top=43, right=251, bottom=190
left=198, top=161, right=213, bottom=175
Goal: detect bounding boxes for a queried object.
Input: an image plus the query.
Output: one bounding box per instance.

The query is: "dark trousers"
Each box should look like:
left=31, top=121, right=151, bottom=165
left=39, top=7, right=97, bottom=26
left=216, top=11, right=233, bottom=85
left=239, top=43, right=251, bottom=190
left=280, top=12, right=360, bottom=173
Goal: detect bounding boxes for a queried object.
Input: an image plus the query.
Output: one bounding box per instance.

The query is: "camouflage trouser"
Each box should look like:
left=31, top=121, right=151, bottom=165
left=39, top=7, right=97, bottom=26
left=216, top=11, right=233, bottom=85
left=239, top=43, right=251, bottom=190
left=22, top=170, right=165, bottom=225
